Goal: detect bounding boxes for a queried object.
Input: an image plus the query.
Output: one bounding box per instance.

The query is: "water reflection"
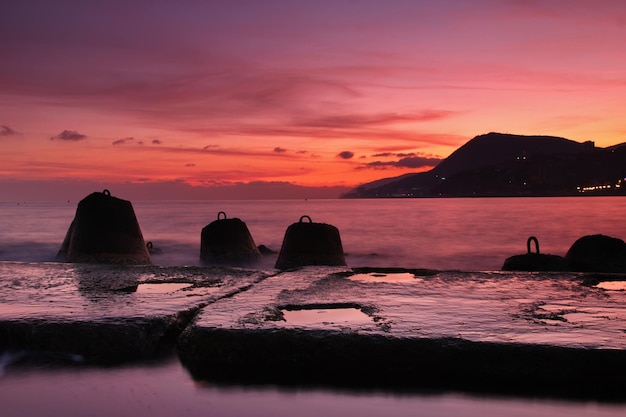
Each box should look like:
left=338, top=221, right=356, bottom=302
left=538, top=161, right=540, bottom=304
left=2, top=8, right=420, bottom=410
left=349, top=272, right=422, bottom=283
left=596, top=281, right=626, bottom=291
left=282, top=307, right=371, bottom=326
left=1, top=359, right=625, bottom=417
left=135, top=283, right=193, bottom=294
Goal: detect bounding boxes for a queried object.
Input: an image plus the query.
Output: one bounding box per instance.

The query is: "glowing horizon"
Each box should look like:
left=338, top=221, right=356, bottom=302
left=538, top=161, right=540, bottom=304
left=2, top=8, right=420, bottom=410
left=2, top=0, right=626, bottom=200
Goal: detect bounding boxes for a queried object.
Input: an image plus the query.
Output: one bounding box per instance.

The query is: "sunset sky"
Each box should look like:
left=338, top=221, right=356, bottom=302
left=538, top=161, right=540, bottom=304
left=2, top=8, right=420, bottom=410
left=2, top=0, right=626, bottom=200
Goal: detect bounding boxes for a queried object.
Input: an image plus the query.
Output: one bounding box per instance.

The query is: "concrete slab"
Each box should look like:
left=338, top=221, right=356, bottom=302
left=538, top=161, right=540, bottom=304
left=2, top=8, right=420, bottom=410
left=2, top=261, right=626, bottom=399
left=0, top=261, right=267, bottom=364
left=178, top=267, right=626, bottom=399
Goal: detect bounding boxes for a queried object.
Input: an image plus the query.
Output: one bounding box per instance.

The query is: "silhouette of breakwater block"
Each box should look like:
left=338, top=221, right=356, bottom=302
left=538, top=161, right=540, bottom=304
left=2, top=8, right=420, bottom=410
left=502, top=236, right=568, bottom=271
left=57, top=189, right=151, bottom=265
left=565, top=234, right=626, bottom=273
left=275, top=215, right=346, bottom=270
left=200, top=212, right=261, bottom=265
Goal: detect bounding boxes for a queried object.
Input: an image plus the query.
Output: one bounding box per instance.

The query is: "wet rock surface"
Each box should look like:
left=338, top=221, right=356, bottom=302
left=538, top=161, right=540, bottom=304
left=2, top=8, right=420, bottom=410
left=2, top=262, right=626, bottom=400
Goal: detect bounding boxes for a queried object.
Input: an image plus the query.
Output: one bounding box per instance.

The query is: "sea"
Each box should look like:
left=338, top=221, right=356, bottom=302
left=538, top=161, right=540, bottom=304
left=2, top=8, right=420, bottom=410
left=1, top=196, right=626, bottom=417
left=2, top=197, right=626, bottom=270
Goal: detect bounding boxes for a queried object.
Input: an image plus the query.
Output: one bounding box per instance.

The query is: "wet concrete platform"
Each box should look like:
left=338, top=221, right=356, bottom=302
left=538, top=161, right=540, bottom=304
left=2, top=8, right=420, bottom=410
left=0, top=262, right=266, bottom=364
left=2, top=262, right=626, bottom=400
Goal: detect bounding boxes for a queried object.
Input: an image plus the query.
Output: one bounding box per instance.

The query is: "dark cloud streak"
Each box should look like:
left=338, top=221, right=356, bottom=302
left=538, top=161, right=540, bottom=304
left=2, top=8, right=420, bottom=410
left=50, top=130, right=87, bottom=141
left=112, top=137, right=134, bottom=145
left=1, top=125, right=18, bottom=136
left=294, top=111, right=455, bottom=129
left=357, top=156, right=442, bottom=170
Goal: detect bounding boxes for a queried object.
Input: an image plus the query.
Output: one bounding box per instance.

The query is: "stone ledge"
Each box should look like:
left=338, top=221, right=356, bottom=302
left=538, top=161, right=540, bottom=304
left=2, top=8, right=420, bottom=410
left=0, top=308, right=200, bottom=365
left=177, top=326, right=626, bottom=400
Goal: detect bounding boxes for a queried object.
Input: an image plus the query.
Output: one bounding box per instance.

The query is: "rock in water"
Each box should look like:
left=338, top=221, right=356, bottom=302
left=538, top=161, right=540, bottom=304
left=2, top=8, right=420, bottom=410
left=565, top=234, right=626, bottom=273
left=57, top=190, right=151, bottom=265
left=275, top=215, right=346, bottom=270
left=502, top=236, right=568, bottom=271
left=200, top=212, right=261, bottom=264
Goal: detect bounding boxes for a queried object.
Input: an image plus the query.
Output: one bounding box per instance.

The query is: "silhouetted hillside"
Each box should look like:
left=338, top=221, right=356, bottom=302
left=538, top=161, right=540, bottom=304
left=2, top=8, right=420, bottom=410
left=342, top=133, right=626, bottom=198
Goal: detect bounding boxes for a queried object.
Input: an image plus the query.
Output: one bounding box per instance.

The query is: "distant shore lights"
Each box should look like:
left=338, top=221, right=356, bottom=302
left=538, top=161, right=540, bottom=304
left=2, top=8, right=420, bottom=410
left=577, top=178, right=624, bottom=193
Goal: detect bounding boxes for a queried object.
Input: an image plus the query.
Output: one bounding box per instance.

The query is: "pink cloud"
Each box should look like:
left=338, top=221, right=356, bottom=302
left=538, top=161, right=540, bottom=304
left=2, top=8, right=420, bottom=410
left=2, top=0, right=626, bottom=196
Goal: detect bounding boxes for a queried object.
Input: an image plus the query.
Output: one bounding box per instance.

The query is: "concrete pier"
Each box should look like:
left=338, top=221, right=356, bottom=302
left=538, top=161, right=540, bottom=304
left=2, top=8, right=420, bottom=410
left=2, top=261, right=626, bottom=400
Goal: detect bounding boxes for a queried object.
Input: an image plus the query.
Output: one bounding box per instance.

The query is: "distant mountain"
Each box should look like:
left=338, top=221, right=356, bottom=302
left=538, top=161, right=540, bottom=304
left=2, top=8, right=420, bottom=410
left=342, top=132, right=626, bottom=198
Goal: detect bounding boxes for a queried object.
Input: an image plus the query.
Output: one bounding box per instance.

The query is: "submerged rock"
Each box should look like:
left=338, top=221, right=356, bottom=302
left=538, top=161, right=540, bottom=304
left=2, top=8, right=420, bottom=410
left=275, top=215, right=346, bottom=270
left=200, top=212, right=262, bottom=265
left=565, top=234, right=626, bottom=273
left=502, top=236, right=568, bottom=271
left=57, top=190, right=150, bottom=265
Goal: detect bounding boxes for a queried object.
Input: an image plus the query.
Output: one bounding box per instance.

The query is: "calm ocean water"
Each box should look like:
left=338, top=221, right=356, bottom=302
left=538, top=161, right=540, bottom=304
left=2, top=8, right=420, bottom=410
left=1, top=197, right=625, bottom=270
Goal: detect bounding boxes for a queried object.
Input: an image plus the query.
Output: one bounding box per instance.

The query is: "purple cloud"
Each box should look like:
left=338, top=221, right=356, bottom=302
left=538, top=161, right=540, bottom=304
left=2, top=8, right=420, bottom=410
left=50, top=130, right=87, bottom=141
left=1, top=125, right=18, bottom=136
left=372, top=151, right=418, bottom=158
left=274, top=147, right=288, bottom=153
left=152, top=139, right=162, bottom=145
left=112, top=137, right=134, bottom=145
left=337, top=151, right=355, bottom=159
left=358, top=155, right=442, bottom=170
left=296, top=111, right=455, bottom=129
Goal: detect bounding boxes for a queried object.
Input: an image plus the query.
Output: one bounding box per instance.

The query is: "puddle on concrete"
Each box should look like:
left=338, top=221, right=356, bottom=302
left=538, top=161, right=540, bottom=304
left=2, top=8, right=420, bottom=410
left=136, top=283, right=193, bottom=294
left=596, top=281, right=626, bottom=291
left=281, top=308, right=371, bottom=326
left=349, top=272, right=420, bottom=283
